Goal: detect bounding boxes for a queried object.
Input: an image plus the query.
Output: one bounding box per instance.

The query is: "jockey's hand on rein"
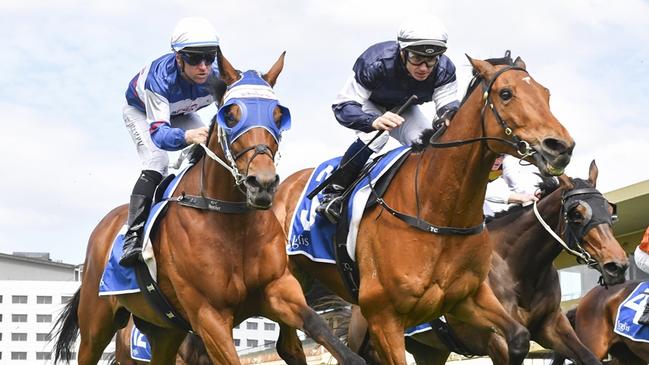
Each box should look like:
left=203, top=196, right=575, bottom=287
left=185, top=126, right=209, bottom=145
left=372, top=111, right=404, bottom=131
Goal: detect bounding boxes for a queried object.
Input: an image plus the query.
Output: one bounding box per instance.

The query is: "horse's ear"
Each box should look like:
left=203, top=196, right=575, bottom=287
left=466, top=54, right=496, bottom=80
left=513, top=56, right=527, bottom=70
left=263, top=51, right=286, bottom=87
left=558, top=174, right=573, bottom=189
left=588, top=160, right=599, bottom=187
left=217, top=47, right=239, bottom=86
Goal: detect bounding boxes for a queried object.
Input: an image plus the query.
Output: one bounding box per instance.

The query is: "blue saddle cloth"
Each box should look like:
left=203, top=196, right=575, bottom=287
left=614, top=281, right=649, bottom=342
left=98, top=166, right=191, bottom=295
left=286, top=146, right=410, bottom=263
left=130, top=325, right=152, bottom=362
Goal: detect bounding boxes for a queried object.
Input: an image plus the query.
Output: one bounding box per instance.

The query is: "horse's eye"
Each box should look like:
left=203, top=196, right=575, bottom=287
left=225, top=113, right=238, bottom=128
left=499, top=89, right=513, bottom=101
left=567, top=209, right=582, bottom=222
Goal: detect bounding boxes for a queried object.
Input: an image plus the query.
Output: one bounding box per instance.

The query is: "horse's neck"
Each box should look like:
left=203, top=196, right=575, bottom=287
left=499, top=189, right=564, bottom=280
left=187, top=140, right=246, bottom=203
left=415, top=93, right=495, bottom=226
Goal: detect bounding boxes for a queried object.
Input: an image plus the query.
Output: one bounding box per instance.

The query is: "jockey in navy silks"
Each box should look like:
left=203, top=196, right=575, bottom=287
left=317, top=16, right=461, bottom=223
left=120, top=17, right=223, bottom=266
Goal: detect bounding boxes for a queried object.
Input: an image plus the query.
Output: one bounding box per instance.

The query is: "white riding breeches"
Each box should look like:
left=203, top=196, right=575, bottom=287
left=123, top=105, right=205, bottom=176
left=355, top=99, right=432, bottom=152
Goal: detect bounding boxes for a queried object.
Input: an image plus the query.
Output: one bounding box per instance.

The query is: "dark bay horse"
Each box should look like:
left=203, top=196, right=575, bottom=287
left=272, top=55, right=575, bottom=365
left=52, top=51, right=365, bottom=365
left=378, top=161, right=628, bottom=365
left=551, top=281, right=649, bottom=365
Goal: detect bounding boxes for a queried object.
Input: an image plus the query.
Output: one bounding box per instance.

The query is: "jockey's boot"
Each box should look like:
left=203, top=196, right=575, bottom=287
left=316, top=139, right=373, bottom=224
left=639, top=300, right=649, bottom=325
left=119, top=194, right=152, bottom=267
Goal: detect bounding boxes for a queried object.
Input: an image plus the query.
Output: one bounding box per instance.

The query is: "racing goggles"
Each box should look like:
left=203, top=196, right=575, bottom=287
left=179, top=51, right=216, bottom=66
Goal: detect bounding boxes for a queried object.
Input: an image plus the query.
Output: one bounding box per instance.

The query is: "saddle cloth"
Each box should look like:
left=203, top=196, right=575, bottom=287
left=98, top=166, right=192, bottom=295
left=130, top=325, right=152, bottom=362
left=286, top=146, right=411, bottom=263
left=614, top=281, right=649, bottom=342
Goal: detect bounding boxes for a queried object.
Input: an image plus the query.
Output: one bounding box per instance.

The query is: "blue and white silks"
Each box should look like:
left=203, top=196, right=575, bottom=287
left=130, top=325, right=152, bottom=362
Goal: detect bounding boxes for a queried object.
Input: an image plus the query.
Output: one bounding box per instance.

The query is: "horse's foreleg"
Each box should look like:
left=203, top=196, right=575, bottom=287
left=405, top=337, right=451, bottom=365
left=535, top=311, right=601, bottom=365
left=450, top=282, right=530, bottom=365
left=363, top=307, right=409, bottom=365
left=146, top=328, right=187, bottom=365
left=348, top=305, right=383, bottom=365
left=276, top=323, right=307, bottom=365
left=262, top=272, right=366, bottom=365
left=190, top=306, right=241, bottom=364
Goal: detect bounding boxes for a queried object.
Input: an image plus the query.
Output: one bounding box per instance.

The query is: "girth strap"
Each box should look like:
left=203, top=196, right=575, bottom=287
left=172, top=193, right=250, bottom=214
left=134, top=263, right=193, bottom=332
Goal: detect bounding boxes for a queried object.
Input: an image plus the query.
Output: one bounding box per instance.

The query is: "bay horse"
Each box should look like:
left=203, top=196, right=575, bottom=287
left=372, top=161, right=628, bottom=365
left=551, top=281, right=649, bottom=365
left=271, top=55, right=575, bottom=365
left=52, top=51, right=365, bottom=365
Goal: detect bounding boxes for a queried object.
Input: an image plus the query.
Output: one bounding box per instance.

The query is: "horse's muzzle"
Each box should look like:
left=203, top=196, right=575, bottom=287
left=244, top=174, right=280, bottom=209
left=601, top=261, right=628, bottom=286
left=534, top=137, right=575, bottom=176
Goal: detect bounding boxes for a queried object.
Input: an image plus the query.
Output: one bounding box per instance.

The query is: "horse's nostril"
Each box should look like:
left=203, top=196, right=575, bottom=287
left=541, top=138, right=570, bottom=155
left=603, top=262, right=628, bottom=276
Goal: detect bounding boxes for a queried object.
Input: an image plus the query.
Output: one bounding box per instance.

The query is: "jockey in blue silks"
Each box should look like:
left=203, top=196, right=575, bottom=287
left=119, top=17, right=223, bottom=266
left=317, top=15, right=461, bottom=223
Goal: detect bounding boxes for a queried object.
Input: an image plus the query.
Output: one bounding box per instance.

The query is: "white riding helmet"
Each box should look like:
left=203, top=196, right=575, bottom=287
left=397, top=15, right=448, bottom=56
left=170, top=17, right=220, bottom=52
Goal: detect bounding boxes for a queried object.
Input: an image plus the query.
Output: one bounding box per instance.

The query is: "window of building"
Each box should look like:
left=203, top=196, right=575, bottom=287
left=11, top=333, right=27, bottom=341
left=11, top=352, right=27, bottom=360
left=36, top=333, right=51, bottom=341
left=12, top=295, right=27, bottom=304
left=101, top=353, right=113, bottom=360
left=234, top=338, right=240, bottom=346
left=264, top=322, right=275, bottom=331
left=0, top=333, right=3, bottom=340
left=12, top=314, right=27, bottom=322
left=246, top=339, right=258, bottom=348
left=37, top=314, right=52, bottom=323
left=36, top=352, right=51, bottom=360
left=264, top=340, right=275, bottom=347
left=36, top=296, right=52, bottom=304
left=246, top=322, right=258, bottom=330
left=61, top=296, right=72, bottom=304
left=0, top=295, right=3, bottom=303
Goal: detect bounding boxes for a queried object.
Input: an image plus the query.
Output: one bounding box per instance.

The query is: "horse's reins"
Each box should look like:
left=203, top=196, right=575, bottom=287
left=532, top=187, right=616, bottom=273
left=428, top=65, right=536, bottom=161
left=370, top=65, right=537, bottom=236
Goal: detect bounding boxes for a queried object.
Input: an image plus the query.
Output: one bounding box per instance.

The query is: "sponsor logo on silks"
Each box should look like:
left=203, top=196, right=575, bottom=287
left=130, top=325, right=152, bottom=362
left=614, top=281, right=649, bottom=343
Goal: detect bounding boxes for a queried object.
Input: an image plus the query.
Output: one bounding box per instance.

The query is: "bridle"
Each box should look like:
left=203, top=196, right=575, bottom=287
left=532, top=184, right=618, bottom=274
left=428, top=65, right=536, bottom=160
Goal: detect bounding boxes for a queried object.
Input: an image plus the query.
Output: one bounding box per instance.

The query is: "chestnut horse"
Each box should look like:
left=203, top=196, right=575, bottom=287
left=271, top=55, right=575, bottom=365
left=369, top=161, right=628, bottom=365
left=52, top=51, right=365, bottom=365
left=551, top=281, right=649, bottom=365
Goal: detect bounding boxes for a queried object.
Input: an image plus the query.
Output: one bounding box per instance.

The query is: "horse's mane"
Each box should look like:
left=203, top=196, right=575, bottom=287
left=412, top=51, right=515, bottom=151
left=490, top=175, right=559, bottom=221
